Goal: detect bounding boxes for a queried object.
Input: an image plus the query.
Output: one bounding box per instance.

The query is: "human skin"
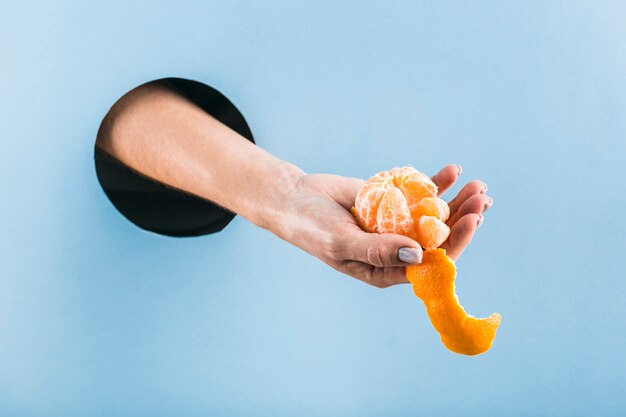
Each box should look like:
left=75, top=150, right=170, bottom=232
left=96, top=81, right=492, bottom=288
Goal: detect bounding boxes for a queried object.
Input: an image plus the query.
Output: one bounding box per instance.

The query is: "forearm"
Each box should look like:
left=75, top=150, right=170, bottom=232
left=94, top=82, right=486, bottom=288
left=96, top=82, right=304, bottom=232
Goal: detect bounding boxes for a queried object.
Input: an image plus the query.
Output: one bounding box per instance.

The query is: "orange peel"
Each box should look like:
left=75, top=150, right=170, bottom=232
left=353, top=167, right=501, bottom=355
left=406, top=249, right=501, bottom=355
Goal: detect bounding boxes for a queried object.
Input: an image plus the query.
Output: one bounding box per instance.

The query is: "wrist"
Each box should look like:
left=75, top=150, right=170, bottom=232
left=250, top=160, right=305, bottom=236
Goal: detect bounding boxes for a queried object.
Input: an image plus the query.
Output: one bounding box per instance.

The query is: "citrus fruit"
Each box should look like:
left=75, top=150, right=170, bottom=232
left=352, top=167, right=501, bottom=355
left=353, top=166, right=450, bottom=249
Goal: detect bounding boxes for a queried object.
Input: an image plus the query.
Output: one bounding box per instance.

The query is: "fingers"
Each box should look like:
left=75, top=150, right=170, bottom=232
left=447, top=180, right=488, bottom=214
left=329, top=228, right=420, bottom=288
left=431, top=164, right=461, bottom=197
left=442, top=179, right=491, bottom=259
left=447, top=193, right=493, bottom=227
left=337, top=230, right=423, bottom=267
left=441, top=213, right=482, bottom=261
left=321, top=170, right=490, bottom=287
left=337, top=261, right=409, bottom=288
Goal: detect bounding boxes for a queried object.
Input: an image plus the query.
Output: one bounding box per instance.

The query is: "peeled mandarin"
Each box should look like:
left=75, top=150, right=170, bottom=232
left=352, top=167, right=450, bottom=249
left=406, top=249, right=501, bottom=356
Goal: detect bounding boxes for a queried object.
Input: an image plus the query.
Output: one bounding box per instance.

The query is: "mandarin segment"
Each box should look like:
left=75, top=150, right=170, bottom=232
left=406, top=249, right=501, bottom=356
left=389, top=166, right=418, bottom=178
left=389, top=166, right=416, bottom=186
left=376, top=187, right=414, bottom=235
left=367, top=170, right=394, bottom=185
left=414, top=216, right=450, bottom=249
left=354, top=182, right=389, bottom=232
left=411, top=196, right=450, bottom=222
left=396, top=173, right=438, bottom=208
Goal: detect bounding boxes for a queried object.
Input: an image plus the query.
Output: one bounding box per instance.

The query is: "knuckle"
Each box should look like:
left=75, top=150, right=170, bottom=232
left=358, top=266, right=374, bottom=281
left=334, top=261, right=349, bottom=274
left=365, top=245, right=386, bottom=267
left=321, top=234, right=342, bottom=261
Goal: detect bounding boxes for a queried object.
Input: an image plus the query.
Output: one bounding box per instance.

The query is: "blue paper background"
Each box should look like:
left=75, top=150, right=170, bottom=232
left=1, top=1, right=625, bottom=416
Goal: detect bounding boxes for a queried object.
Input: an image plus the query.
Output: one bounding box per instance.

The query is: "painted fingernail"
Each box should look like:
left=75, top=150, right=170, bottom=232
left=484, top=197, right=493, bottom=211
left=457, top=165, right=463, bottom=175
left=477, top=214, right=484, bottom=228
left=481, top=184, right=488, bottom=194
left=398, top=247, right=422, bottom=264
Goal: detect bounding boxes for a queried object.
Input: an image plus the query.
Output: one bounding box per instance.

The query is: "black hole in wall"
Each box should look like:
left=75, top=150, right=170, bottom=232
left=94, top=77, right=254, bottom=237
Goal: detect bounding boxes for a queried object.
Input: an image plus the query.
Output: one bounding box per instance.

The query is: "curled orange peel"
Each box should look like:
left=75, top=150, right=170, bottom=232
left=406, top=249, right=501, bottom=356
left=352, top=167, right=501, bottom=355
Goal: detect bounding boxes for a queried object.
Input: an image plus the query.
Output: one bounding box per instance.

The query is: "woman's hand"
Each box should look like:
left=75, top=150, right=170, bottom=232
left=96, top=82, right=491, bottom=289
left=271, top=165, right=492, bottom=288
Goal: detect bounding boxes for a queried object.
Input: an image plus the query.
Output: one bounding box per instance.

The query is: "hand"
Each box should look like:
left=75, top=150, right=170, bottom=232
left=273, top=165, right=492, bottom=288
left=94, top=84, right=488, bottom=279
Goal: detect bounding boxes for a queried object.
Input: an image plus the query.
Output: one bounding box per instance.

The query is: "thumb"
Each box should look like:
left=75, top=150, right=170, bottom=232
left=345, top=231, right=423, bottom=267
left=322, top=175, right=364, bottom=210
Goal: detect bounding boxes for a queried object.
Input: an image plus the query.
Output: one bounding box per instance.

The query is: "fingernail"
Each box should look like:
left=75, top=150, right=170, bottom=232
left=485, top=197, right=493, bottom=211
left=457, top=165, right=463, bottom=175
left=398, top=247, right=422, bottom=264
left=481, top=184, right=488, bottom=194
left=477, top=214, right=484, bottom=228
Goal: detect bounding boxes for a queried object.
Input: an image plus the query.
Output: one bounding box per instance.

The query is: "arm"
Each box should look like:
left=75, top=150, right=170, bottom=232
left=96, top=82, right=301, bottom=233
left=97, top=81, right=491, bottom=288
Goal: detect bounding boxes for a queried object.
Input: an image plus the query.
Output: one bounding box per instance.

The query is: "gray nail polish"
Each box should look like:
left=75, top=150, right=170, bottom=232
left=477, top=214, right=484, bottom=228
left=457, top=165, right=463, bottom=175
left=398, top=247, right=422, bottom=264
